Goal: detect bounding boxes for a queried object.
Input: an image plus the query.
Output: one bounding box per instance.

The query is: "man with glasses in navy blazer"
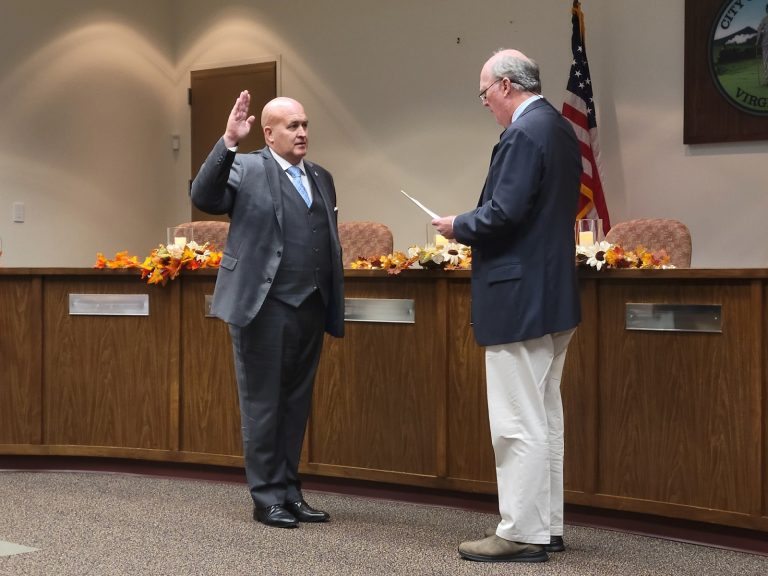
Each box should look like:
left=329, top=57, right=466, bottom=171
left=433, top=49, right=582, bottom=563
left=192, top=92, right=344, bottom=529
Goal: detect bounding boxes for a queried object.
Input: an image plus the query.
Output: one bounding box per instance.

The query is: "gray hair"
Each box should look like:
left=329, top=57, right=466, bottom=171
left=491, top=52, right=541, bottom=94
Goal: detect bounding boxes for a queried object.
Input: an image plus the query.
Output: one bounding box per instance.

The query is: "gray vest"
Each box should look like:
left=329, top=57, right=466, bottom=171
left=268, top=179, right=333, bottom=308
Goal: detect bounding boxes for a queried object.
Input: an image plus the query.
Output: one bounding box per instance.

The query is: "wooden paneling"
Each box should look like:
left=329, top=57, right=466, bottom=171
left=179, top=277, right=241, bottom=456
left=445, top=280, right=494, bottom=485
left=444, top=278, right=601, bottom=493
left=2, top=268, right=768, bottom=533
left=597, top=280, right=759, bottom=516
left=0, top=277, right=42, bottom=444
left=308, top=277, right=443, bottom=476
left=563, top=279, right=599, bottom=497
left=764, top=281, right=768, bottom=522
left=42, top=277, right=177, bottom=449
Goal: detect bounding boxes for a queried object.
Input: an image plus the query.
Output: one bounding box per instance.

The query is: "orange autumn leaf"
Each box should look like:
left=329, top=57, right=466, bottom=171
left=95, top=242, right=223, bottom=285
left=581, top=242, right=674, bottom=270
left=146, top=268, right=166, bottom=285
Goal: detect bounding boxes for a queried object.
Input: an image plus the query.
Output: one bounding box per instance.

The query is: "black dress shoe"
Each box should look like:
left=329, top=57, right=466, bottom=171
left=254, top=504, right=298, bottom=528
left=285, top=499, right=330, bottom=523
left=544, top=536, right=565, bottom=552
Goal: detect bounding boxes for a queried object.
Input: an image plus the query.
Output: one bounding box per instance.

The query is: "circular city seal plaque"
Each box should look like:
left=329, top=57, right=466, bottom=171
left=709, top=0, right=768, bottom=116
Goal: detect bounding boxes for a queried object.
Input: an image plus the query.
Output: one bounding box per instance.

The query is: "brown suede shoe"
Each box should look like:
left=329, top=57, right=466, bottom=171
left=484, top=528, right=565, bottom=552
left=458, top=535, right=548, bottom=563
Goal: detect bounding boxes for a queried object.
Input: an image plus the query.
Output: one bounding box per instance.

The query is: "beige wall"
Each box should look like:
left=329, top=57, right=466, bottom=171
left=0, top=1, right=177, bottom=265
left=0, top=0, right=766, bottom=267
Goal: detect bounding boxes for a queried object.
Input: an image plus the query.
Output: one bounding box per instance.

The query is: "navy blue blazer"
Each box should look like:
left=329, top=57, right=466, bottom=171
left=453, top=99, right=581, bottom=346
left=190, top=140, right=345, bottom=337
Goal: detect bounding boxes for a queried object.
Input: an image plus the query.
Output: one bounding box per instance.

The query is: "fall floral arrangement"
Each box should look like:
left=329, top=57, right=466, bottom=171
left=94, top=241, right=222, bottom=285
left=576, top=241, right=674, bottom=270
left=349, top=243, right=472, bottom=274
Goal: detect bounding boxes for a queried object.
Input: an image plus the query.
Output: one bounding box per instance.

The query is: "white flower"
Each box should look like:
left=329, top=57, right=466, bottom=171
left=587, top=254, right=605, bottom=270
left=577, top=241, right=612, bottom=270
left=195, top=248, right=211, bottom=263
left=441, top=243, right=463, bottom=266
left=428, top=251, right=445, bottom=265
left=166, top=244, right=183, bottom=259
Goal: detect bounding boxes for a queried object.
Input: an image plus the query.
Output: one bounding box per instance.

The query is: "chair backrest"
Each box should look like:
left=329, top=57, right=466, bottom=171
left=604, top=218, right=692, bottom=268
left=173, top=221, right=230, bottom=251
left=338, top=221, right=394, bottom=267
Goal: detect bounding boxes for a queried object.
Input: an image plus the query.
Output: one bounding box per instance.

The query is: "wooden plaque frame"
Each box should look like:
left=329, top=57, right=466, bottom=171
left=684, top=0, right=768, bottom=143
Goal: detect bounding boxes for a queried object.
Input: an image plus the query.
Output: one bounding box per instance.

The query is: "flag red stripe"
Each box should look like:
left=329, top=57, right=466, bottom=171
left=561, top=0, right=610, bottom=234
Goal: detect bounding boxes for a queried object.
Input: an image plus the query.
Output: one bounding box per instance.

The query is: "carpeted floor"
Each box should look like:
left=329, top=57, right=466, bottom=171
left=1, top=471, right=766, bottom=576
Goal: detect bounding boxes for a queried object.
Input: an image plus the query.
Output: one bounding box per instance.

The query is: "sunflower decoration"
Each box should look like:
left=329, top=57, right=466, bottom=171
left=575, top=241, right=612, bottom=270
left=349, top=243, right=471, bottom=274
left=441, top=243, right=472, bottom=270
left=577, top=242, right=673, bottom=270
left=408, top=243, right=472, bottom=270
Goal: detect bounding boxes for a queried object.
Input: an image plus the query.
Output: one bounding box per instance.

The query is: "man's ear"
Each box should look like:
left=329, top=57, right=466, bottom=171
left=263, top=126, right=273, bottom=144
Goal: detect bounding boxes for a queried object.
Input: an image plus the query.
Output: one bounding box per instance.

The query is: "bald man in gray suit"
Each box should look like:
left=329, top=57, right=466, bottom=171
left=191, top=92, right=344, bottom=529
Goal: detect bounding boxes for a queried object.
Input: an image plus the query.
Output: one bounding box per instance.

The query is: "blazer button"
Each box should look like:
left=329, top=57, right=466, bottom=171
left=266, top=278, right=272, bottom=284
left=276, top=251, right=282, bottom=257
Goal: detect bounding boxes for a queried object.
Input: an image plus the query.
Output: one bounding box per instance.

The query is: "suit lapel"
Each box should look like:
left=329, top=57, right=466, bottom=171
left=260, top=150, right=339, bottom=249
left=259, top=147, right=284, bottom=233
left=305, top=161, right=341, bottom=249
left=305, top=162, right=332, bottom=218
left=476, top=100, right=548, bottom=206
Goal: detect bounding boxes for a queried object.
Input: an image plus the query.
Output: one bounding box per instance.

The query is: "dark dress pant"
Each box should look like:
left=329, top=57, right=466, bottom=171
left=229, top=291, right=325, bottom=508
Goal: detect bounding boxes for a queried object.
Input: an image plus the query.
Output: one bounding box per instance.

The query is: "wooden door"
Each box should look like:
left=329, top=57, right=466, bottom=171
left=189, top=62, right=277, bottom=222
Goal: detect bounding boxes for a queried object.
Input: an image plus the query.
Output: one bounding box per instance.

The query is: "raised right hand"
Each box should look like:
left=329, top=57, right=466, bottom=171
left=223, top=90, right=256, bottom=148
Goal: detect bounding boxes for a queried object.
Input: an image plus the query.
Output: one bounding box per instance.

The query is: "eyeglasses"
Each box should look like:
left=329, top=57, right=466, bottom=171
left=478, top=78, right=503, bottom=103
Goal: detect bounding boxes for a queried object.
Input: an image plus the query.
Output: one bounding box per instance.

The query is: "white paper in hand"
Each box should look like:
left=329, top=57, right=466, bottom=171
left=400, top=190, right=440, bottom=219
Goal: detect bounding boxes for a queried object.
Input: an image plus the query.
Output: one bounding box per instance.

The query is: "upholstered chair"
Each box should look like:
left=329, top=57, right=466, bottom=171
left=604, top=218, right=692, bottom=268
left=338, top=221, right=394, bottom=267
left=173, top=221, right=230, bottom=251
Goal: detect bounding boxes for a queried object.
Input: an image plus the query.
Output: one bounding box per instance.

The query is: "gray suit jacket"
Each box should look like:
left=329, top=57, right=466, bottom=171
left=453, top=99, right=581, bottom=346
left=190, top=139, right=345, bottom=337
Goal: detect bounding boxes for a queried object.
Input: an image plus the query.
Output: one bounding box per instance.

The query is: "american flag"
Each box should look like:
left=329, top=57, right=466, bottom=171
left=562, top=0, right=610, bottom=235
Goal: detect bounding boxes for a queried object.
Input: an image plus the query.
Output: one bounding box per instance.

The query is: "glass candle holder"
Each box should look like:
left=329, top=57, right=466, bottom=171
left=426, top=223, right=449, bottom=247
left=575, top=219, right=602, bottom=247
left=167, top=226, right=193, bottom=247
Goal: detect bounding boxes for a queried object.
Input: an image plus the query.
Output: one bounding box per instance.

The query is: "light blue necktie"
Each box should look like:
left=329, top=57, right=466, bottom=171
left=286, top=165, right=312, bottom=207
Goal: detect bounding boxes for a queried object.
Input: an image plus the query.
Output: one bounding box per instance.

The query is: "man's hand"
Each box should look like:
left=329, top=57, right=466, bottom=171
left=223, top=90, right=256, bottom=148
left=432, top=216, right=457, bottom=240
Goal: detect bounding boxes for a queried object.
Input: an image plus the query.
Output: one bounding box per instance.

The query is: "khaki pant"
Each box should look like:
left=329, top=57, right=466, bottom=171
left=485, top=328, right=575, bottom=544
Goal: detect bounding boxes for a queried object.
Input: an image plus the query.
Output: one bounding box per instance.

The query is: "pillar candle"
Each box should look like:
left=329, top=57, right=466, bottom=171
left=578, top=231, right=595, bottom=246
